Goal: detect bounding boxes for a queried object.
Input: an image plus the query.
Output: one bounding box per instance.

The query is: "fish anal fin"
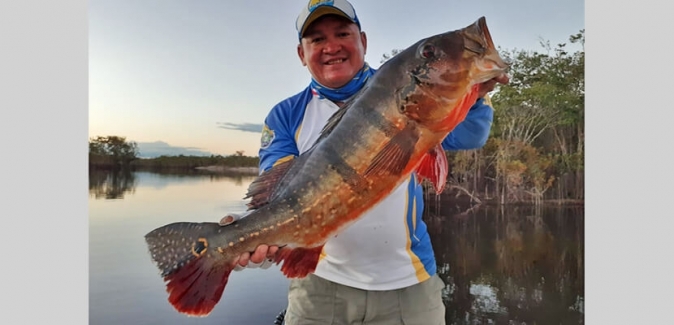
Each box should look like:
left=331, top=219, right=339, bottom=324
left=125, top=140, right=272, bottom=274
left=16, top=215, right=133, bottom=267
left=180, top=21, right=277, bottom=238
left=245, top=158, right=295, bottom=210
left=364, top=124, right=419, bottom=178
left=415, top=144, right=448, bottom=193
left=274, top=245, right=324, bottom=278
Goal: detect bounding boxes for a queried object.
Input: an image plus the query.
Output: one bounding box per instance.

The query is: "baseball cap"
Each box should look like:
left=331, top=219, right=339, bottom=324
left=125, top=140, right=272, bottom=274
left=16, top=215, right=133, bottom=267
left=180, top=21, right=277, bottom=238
left=295, top=0, right=361, bottom=39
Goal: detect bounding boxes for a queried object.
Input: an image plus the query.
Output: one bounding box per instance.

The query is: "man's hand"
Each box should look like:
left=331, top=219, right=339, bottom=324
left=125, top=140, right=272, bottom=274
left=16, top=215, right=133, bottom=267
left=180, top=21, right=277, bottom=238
left=231, top=244, right=280, bottom=268
left=477, top=73, right=510, bottom=99
left=220, top=213, right=281, bottom=269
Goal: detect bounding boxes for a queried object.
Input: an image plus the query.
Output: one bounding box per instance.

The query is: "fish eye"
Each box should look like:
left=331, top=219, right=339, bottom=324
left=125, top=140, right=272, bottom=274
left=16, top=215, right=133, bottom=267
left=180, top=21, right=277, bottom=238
left=420, top=44, right=436, bottom=58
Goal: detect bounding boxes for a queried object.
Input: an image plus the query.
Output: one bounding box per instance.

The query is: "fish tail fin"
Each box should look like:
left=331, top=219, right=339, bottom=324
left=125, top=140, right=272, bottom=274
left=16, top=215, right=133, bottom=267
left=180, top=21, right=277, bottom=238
left=274, top=245, right=324, bottom=278
left=144, top=222, right=234, bottom=317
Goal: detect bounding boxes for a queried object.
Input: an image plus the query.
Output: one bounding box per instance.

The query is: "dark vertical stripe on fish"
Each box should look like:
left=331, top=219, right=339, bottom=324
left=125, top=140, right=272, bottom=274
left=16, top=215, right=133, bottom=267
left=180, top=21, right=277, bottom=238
left=355, top=102, right=400, bottom=138
left=319, top=144, right=370, bottom=194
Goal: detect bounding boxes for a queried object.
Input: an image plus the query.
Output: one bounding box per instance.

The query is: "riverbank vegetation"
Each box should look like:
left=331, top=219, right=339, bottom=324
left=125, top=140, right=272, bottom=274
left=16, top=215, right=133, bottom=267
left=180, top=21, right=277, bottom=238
left=88, top=136, right=259, bottom=173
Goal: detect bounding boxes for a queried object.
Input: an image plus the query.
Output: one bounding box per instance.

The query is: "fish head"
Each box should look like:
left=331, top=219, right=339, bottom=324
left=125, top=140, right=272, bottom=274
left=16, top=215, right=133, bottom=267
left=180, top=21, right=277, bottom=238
left=386, top=16, right=508, bottom=131
left=457, top=16, right=509, bottom=85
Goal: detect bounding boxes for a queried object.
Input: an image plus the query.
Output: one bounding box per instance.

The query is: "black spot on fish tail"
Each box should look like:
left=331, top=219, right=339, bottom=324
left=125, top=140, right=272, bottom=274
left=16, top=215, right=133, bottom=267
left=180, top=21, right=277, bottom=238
left=145, top=222, right=222, bottom=277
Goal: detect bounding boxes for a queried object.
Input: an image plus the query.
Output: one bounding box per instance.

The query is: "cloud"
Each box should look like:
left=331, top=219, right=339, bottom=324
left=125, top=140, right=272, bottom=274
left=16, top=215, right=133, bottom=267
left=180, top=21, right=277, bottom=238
left=217, top=122, right=263, bottom=133
left=135, top=141, right=214, bottom=158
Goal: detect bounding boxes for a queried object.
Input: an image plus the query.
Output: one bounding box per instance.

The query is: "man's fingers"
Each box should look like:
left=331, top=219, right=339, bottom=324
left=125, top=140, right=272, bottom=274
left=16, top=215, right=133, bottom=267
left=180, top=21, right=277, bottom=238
left=267, top=246, right=279, bottom=259
left=220, top=211, right=254, bottom=226
left=250, top=245, right=269, bottom=264
left=220, top=213, right=242, bottom=226
left=478, top=80, right=496, bottom=98
left=477, top=74, right=510, bottom=98
left=484, top=79, right=497, bottom=90
left=233, top=245, right=281, bottom=269
left=231, top=255, right=241, bottom=267
left=495, top=73, right=510, bottom=85
left=237, top=252, right=251, bottom=267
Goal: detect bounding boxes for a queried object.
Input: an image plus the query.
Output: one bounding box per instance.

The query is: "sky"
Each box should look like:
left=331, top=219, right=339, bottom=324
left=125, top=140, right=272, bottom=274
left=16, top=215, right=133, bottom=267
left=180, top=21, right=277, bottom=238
left=89, top=0, right=585, bottom=158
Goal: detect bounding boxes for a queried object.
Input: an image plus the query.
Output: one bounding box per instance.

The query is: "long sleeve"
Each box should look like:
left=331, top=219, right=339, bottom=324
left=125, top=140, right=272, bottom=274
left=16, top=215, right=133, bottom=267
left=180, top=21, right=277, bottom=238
left=441, top=97, right=494, bottom=150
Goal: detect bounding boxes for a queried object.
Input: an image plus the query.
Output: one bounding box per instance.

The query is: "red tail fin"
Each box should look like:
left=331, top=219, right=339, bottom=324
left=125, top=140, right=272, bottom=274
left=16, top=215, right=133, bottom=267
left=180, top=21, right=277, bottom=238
left=145, top=222, right=234, bottom=317
left=274, top=246, right=324, bottom=278
left=163, top=254, right=233, bottom=317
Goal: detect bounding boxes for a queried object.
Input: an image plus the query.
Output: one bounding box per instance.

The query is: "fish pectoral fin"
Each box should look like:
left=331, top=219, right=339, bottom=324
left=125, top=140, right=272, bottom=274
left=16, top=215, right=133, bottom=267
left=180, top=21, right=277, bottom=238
left=415, top=144, right=448, bottom=194
left=245, top=158, right=295, bottom=210
left=274, top=245, right=324, bottom=278
left=364, top=124, right=419, bottom=178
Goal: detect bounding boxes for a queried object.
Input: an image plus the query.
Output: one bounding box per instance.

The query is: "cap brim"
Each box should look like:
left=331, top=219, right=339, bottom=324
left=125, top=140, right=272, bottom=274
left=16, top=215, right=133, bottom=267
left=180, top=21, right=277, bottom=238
left=299, top=7, right=355, bottom=38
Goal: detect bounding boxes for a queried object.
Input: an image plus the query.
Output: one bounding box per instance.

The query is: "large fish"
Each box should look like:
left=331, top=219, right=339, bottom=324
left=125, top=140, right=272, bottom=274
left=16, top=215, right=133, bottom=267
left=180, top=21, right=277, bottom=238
left=144, top=16, right=508, bottom=317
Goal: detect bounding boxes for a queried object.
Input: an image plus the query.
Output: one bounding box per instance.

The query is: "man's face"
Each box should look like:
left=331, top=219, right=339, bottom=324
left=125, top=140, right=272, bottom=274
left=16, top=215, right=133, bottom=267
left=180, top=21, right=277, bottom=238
left=298, top=15, right=367, bottom=89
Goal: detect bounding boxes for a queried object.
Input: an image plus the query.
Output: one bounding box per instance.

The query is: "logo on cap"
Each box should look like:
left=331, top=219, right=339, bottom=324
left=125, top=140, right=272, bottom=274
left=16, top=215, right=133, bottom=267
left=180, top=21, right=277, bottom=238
left=309, top=0, right=334, bottom=11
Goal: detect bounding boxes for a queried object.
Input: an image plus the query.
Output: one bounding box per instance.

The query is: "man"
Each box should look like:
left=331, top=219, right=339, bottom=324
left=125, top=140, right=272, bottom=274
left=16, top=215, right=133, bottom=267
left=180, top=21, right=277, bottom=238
left=227, top=0, right=509, bottom=324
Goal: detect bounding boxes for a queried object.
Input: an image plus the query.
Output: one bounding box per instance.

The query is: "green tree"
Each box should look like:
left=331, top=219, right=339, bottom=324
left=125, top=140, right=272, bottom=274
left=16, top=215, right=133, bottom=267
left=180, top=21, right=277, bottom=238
left=89, top=136, right=139, bottom=169
left=491, top=30, right=584, bottom=202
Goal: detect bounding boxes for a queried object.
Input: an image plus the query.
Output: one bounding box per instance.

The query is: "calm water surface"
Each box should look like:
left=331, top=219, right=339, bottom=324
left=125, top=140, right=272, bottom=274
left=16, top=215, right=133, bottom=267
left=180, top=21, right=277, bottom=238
left=89, top=170, right=584, bottom=325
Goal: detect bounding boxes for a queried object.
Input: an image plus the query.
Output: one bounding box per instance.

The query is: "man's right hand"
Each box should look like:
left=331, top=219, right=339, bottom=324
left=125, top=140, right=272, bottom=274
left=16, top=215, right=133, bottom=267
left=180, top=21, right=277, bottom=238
left=220, top=213, right=281, bottom=269
left=232, top=244, right=280, bottom=268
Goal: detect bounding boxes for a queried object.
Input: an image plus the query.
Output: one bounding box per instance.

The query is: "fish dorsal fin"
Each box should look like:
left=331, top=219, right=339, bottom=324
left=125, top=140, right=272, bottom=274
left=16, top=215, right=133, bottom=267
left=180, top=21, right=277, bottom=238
left=415, top=144, right=448, bottom=193
left=244, top=158, right=295, bottom=210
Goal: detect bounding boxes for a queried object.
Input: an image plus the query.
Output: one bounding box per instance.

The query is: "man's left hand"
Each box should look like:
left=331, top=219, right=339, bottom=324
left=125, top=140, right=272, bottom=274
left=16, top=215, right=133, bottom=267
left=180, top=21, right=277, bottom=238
left=477, top=73, right=510, bottom=99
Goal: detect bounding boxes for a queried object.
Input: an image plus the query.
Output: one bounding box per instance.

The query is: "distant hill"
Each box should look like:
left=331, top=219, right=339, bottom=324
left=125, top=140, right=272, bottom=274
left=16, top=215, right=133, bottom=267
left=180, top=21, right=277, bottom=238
left=136, top=141, right=215, bottom=158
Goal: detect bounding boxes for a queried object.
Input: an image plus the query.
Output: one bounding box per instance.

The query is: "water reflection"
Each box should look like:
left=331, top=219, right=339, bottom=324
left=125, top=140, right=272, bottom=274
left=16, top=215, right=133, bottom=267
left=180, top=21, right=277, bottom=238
left=89, top=169, right=137, bottom=199
left=88, top=169, right=258, bottom=200
left=424, top=201, right=584, bottom=324
left=136, top=168, right=258, bottom=187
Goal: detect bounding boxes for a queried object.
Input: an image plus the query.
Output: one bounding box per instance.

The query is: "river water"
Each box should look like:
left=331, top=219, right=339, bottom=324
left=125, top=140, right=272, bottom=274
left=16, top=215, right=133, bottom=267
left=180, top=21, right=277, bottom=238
left=89, top=170, right=583, bottom=324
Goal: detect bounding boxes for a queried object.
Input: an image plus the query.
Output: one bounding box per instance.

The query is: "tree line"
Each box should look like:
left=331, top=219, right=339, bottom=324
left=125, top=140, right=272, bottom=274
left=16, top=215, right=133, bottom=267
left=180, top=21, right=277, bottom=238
left=88, top=135, right=259, bottom=172
left=89, top=136, right=139, bottom=169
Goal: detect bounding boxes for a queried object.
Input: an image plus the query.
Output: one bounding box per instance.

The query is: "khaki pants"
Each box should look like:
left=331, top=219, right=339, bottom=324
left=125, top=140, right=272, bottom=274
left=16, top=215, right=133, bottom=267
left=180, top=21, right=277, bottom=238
left=284, top=273, right=446, bottom=325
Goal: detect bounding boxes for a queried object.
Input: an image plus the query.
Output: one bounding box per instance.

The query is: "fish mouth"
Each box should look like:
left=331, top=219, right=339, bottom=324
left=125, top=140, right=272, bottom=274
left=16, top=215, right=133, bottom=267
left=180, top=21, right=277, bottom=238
left=465, top=17, right=509, bottom=81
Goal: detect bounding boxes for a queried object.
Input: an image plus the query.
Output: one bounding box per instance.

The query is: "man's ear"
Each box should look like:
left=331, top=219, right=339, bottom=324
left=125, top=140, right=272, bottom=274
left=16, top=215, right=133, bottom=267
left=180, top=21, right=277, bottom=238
left=297, top=43, right=307, bottom=67
left=360, top=31, right=367, bottom=55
